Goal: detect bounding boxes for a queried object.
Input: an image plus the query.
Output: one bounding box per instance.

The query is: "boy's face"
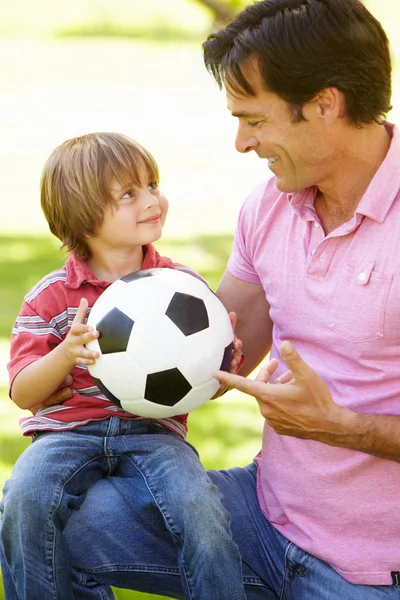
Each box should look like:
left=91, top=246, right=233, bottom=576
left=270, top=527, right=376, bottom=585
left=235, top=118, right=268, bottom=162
left=92, top=169, right=168, bottom=251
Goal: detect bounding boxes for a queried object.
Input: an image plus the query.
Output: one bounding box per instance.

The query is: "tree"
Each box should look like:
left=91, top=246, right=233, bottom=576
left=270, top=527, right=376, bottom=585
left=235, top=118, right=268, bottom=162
left=193, top=0, right=249, bottom=28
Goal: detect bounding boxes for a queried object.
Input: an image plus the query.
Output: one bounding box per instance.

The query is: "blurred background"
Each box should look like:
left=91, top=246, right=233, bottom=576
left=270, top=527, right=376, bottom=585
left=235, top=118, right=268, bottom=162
left=0, top=1, right=399, bottom=598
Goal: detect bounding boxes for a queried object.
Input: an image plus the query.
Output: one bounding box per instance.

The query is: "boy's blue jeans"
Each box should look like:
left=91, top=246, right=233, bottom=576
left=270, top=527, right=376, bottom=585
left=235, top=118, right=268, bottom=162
left=0, top=417, right=246, bottom=600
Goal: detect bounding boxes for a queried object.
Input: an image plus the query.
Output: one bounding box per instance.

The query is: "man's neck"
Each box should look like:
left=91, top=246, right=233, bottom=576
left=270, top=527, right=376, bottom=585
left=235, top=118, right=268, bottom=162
left=315, top=123, right=391, bottom=234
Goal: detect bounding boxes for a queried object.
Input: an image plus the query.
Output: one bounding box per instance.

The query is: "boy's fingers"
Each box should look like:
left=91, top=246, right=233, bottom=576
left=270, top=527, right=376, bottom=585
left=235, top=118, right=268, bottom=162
left=228, top=311, right=237, bottom=332
left=72, top=298, right=89, bottom=325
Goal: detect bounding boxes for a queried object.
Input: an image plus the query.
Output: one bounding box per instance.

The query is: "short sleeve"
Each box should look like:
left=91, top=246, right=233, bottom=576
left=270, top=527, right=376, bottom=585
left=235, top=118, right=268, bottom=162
left=7, top=300, right=63, bottom=394
left=227, top=181, right=270, bottom=284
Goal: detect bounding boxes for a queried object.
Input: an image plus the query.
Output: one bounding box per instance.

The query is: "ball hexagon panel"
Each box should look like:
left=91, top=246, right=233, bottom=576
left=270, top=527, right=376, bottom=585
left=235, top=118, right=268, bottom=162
left=126, top=314, right=185, bottom=373
left=91, top=376, right=123, bottom=408
left=87, top=279, right=128, bottom=327
left=166, top=292, right=209, bottom=336
left=156, top=268, right=210, bottom=302
left=88, top=351, right=147, bottom=404
left=202, top=291, right=234, bottom=346
left=177, top=328, right=225, bottom=387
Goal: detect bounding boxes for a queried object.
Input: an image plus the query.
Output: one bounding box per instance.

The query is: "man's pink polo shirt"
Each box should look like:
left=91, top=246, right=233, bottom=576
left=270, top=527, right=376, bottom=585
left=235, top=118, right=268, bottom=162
left=228, top=122, right=400, bottom=585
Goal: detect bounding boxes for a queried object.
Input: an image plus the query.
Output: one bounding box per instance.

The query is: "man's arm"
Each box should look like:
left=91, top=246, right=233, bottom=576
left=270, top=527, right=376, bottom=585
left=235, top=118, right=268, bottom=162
left=216, top=271, right=273, bottom=376
left=215, top=341, right=400, bottom=463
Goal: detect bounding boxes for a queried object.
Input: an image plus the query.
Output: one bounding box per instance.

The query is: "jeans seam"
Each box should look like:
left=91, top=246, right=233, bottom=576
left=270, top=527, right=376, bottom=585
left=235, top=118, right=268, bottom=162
left=48, top=453, right=111, bottom=598
left=84, top=564, right=181, bottom=575
left=124, top=455, right=180, bottom=542
left=279, top=542, right=293, bottom=600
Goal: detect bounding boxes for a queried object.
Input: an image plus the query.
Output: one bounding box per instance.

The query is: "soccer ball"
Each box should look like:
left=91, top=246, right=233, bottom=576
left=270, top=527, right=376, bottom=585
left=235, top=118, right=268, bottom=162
left=86, top=268, right=234, bottom=417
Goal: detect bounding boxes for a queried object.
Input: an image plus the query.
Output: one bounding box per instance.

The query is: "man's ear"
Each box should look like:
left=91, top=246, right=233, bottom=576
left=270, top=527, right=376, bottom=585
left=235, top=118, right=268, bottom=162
left=314, top=87, right=345, bottom=121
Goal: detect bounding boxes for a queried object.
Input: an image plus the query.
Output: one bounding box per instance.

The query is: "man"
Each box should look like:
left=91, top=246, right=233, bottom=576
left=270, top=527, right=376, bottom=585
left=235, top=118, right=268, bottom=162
left=6, top=1, right=400, bottom=598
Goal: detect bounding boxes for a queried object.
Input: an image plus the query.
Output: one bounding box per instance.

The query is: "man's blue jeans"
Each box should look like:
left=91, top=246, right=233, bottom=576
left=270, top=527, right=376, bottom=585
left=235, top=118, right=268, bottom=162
left=62, top=461, right=398, bottom=599
left=0, top=417, right=246, bottom=600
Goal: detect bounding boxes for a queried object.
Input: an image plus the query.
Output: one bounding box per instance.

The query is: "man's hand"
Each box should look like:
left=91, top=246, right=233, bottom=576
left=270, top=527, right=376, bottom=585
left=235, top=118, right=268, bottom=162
left=211, top=312, right=245, bottom=399
left=30, top=375, right=74, bottom=415
left=213, top=340, right=350, bottom=444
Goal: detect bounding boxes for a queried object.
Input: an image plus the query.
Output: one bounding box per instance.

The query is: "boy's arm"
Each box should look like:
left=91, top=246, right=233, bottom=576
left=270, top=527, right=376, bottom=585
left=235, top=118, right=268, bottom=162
left=11, top=298, right=99, bottom=411
left=29, top=375, right=74, bottom=414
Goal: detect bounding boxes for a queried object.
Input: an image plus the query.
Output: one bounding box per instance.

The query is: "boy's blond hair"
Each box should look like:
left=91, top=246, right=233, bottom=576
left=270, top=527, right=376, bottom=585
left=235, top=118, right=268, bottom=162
left=40, top=132, right=160, bottom=260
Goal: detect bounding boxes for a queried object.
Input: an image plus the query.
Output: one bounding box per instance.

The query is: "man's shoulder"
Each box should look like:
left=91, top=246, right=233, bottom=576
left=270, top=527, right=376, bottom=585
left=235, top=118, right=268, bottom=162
left=243, top=177, right=283, bottom=211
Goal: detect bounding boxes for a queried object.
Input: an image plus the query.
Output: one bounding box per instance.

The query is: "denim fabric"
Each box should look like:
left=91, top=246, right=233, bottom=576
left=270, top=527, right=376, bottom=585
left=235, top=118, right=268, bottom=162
left=61, top=463, right=399, bottom=600
left=0, top=417, right=246, bottom=600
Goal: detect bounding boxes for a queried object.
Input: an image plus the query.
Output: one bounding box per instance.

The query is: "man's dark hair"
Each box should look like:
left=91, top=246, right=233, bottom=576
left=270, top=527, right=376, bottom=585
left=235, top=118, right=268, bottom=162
left=203, top=0, right=392, bottom=126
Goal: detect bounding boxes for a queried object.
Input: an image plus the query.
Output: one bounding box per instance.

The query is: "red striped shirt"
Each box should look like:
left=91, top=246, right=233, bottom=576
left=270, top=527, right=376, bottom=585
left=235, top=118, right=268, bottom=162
left=8, top=244, right=189, bottom=438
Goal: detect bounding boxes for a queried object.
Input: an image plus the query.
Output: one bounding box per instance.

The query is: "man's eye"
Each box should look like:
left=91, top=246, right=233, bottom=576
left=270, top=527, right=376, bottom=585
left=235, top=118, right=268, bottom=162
left=148, top=181, right=159, bottom=191
left=248, top=120, right=262, bottom=128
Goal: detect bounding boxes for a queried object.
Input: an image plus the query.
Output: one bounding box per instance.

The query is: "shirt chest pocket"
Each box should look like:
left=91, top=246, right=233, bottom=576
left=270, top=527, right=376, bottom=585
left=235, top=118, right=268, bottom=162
left=329, top=264, right=392, bottom=343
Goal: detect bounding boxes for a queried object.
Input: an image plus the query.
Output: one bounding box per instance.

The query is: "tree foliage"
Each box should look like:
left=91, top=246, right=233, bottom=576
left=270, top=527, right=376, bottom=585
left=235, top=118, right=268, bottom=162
left=193, top=0, right=249, bottom=28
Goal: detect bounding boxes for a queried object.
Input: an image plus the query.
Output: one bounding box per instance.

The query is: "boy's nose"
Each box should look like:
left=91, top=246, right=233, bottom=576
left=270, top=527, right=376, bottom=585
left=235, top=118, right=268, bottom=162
left=144, top=190, right=159, bottom=208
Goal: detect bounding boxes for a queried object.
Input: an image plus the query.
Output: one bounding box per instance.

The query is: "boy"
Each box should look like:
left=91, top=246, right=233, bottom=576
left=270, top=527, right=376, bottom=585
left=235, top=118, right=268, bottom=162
left=0, top=132, right=246, bottom=600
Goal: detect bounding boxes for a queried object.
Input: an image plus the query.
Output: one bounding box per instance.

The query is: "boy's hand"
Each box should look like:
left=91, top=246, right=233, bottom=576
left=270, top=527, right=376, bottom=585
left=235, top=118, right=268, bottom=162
left=211, top=312, right=244, bottom=399
left=62, top=298, right=100, bottom=367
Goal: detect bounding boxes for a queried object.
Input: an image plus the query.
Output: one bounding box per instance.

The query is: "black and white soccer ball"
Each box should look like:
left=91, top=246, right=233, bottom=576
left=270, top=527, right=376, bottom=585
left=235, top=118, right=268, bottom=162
left=86, top=268, right=234, bottom=417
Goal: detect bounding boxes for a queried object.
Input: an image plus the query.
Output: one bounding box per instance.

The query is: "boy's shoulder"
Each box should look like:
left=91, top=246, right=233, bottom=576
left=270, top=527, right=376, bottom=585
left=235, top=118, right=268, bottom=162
left=24, top=253, right=95, bottom=307
left=24, top=264, right=68, bottom=305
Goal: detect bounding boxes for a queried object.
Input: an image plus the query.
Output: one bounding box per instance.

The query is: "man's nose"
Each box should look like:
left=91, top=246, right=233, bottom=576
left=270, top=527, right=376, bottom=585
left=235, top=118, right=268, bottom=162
left=235, top=127, right=258, bottom=154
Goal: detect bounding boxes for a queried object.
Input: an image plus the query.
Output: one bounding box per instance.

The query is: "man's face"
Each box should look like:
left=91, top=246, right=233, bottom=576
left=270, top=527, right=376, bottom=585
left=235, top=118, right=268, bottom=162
left=226, top=57, right=332, bottom=193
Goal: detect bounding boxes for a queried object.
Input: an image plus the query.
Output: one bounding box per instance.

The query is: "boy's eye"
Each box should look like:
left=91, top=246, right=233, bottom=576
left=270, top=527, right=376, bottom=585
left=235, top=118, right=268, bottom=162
left=148, top=181, right=159, bottom=191
left=121, top=190, right=134, bottom=200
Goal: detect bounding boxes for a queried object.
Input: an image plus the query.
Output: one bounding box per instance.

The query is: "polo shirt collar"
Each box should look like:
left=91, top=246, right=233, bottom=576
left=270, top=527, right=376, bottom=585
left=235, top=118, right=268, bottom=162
left=287, top=122, right=400, bottom=224
left=355, top=122, right=400, bottom=223
left=65, top=244, right=159, bottom=289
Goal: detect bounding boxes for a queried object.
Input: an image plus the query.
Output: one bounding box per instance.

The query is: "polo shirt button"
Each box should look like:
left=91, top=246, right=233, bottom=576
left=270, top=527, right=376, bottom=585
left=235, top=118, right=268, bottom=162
left=358, top=272, right=367, bottom=281
left=313, top=222, right=320, bottom=228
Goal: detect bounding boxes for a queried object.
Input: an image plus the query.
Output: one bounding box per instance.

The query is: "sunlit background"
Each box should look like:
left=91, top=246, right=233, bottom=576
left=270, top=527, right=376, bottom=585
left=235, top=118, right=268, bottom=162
left=0, top=1, right=399, bottom=598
